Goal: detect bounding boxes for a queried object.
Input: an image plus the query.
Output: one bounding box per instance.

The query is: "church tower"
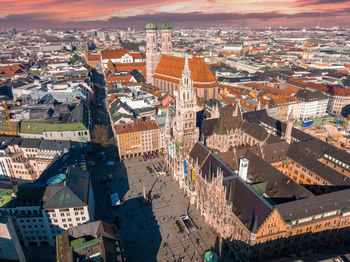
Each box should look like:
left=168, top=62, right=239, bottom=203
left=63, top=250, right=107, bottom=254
left=285, top=110, right=294, bottom=144
left=161, top=22, right=173, bottom=55
left=173, top=57, right=199, bottom=153
left=145, top=22, right=159, bottom=85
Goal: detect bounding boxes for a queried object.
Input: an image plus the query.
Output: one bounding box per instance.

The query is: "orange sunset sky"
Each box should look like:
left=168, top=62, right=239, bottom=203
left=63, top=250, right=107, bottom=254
left=0, top=0, right=349, bottom=28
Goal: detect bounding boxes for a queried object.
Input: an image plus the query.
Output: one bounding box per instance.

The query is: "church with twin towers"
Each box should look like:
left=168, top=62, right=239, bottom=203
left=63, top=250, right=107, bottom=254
left=145, top=22, right=219, bottom=100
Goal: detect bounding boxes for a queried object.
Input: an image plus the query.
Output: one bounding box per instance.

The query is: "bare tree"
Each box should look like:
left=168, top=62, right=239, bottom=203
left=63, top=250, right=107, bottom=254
left=92, top=125, right=109, bottom=148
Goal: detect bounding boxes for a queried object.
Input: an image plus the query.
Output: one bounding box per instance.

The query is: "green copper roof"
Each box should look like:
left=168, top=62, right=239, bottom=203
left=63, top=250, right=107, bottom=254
left=161, top=22, right=172, bottom=30
left=20, top=121, right=88, bottom=134
left=251, top=181, right=268, bottom=196
left=204, top=251, right=219, bottom=262
left=145, top=22, right=157, bottom=30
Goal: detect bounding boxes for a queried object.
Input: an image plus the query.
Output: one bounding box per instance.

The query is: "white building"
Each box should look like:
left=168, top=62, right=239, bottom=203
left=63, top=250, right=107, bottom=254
left=100, top=49, right=144, bottom=70
left=296, top=89, right=329, bottom=120
left=1, top=164, right=95, bottom=247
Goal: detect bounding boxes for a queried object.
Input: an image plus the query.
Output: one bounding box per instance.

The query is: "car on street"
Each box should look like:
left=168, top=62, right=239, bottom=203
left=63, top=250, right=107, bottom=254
left=87, top=161, right=95, bottom=167
left=105, top=161, right=114, bottom=167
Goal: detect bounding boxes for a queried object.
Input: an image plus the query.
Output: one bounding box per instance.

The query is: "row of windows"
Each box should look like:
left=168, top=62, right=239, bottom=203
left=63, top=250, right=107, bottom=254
left=52, top=217, right=86, bottom=223
left=19, top=210, right=41, bottom=216
left=23, top=230, right=46, bottom=235
left=50, top=211, right=85, bottom=217
left=44, top=130, right=88, bottom=138
left=22, top=224, right=44, bottom=229
left=25, top=235, right=48, bottom=240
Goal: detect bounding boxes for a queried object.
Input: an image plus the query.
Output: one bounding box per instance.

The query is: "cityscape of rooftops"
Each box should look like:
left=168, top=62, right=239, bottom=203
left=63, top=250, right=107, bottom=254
left=0, top=0, right=350, bottom=262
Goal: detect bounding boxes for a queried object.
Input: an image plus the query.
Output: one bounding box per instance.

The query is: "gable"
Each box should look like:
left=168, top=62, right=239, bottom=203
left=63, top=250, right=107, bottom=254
left=255, top=209, right=288, bottom=240
left=43, top=186, right=85, bottom=209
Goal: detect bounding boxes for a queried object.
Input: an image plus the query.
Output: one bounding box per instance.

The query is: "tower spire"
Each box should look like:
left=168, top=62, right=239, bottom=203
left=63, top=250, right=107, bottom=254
left=234, top=102, right=242, bottom=118
left=165, top=110, right=170, bottom=128
left=181, top=55, right=192, bottom=89
left=184, top=56, right=189, bottom=72
left=161, top=22, right=173, bottom=55
left=285, top=109, right=294, bottom=144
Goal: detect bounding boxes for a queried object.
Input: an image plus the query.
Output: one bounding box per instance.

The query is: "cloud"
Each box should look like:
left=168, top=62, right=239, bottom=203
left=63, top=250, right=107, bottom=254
left=1, top=9, right=350, bottom=29
left=295, top=0, right=350, bottom=6
left=0, top=13, right=58, bottom=23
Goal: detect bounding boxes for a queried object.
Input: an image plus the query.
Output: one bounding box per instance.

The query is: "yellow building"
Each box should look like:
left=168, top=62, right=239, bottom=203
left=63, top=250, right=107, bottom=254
left=115, top=119, right=159, bottom=158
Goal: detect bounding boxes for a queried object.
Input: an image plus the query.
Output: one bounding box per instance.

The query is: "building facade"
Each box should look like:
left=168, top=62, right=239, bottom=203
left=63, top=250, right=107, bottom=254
left=0, top=210, right=27, bottom=262
left=163, top=57, right=199, bottom=184
left=0, top=136, right=74, bottom=181
left=0, top=158, right=95, bottom=247
left=163, top=102, right=350, bottom=260
left=145, top=22, right=219, bottom=100
left=56, top=220, right=124, bottom=262
left=115, top=119, right=160, bottom=159
left=295, top=89, right=328, bottom=120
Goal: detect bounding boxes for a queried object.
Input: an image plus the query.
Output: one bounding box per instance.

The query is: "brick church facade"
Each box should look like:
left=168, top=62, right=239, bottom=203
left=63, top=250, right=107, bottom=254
left=145, top=22, right=219, bottom=100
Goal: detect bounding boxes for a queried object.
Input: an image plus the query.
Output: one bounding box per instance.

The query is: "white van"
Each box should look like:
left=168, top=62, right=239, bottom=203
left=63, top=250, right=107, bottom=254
left=110, top=192, right=121, bottom=206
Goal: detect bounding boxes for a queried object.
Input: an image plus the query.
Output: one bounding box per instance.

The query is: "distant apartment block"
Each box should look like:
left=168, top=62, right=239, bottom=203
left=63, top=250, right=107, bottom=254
left=100, top=49, right=144, bottom=71
left=0, top=135, right=76, bottom=180
left=18, top=103, right=91, bottom=142
left=288, top=78, right=350, bottom=115
left=295, top=89, right=329, bottom=120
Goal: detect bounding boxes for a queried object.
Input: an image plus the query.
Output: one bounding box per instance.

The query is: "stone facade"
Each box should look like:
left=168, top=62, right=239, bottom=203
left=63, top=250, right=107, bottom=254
left=164, top=57, right=199, bottom=184
left=163, top=103, right=350, bottom=261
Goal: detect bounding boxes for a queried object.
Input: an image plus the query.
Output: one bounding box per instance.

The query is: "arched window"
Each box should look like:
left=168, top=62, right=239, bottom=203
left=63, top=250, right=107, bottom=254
left=187, top=92, right=189, bottom=101
left=183, top=93, right=186, bottom=100
left=204, top=89, right=208, bottom=100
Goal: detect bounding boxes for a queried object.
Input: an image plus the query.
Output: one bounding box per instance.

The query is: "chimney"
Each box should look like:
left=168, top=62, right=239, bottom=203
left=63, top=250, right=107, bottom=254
left=238, top=158, right=249, bottom=182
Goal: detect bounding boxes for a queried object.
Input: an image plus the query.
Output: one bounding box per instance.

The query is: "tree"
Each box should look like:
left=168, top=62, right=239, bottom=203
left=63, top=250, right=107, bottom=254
left=92, top=125, right=109, bottom=148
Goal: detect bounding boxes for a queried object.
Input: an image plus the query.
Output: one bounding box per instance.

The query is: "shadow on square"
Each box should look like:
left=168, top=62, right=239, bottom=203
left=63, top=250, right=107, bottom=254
left=117, top=197, right=162, bottom=262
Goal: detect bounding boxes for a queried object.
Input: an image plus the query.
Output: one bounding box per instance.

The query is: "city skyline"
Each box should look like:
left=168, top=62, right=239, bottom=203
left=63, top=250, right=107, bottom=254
left=1, top=0, right=350, bottom=29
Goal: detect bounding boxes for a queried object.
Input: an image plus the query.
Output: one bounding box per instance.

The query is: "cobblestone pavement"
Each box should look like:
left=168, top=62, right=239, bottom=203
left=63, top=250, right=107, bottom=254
left=110, top=156, right=220, bottom=262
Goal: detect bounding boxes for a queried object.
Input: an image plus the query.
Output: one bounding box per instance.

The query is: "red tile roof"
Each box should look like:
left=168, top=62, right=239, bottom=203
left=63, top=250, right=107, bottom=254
left=285, top=85, right=300, bottom=93
left=101, top=49, right=143, bottom=60
left=244, top=83, right=291, bottom=96
left=106, top=74, right=133, bottom=83
left=0, top=64, right=25, bottom=78
left=85, top=51, right=100, bottom=61
left=154, top=55, right=217, bottom=88
left=130, top=52, right=143, bottom=59
left=115, top=119, right=159, bottom=135
left=101, top=49, right=129, bottom=60
left=288, top=78, right=350, bottom=97
left=114, top=63, right=145, bottom=72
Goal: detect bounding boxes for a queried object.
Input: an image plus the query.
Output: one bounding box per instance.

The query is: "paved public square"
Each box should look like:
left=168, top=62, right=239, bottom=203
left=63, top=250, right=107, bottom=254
left=110, top=156, right=219, bottom=262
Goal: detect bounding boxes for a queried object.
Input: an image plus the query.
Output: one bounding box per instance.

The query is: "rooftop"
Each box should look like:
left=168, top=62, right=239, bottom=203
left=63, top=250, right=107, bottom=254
left=115, top=119, right=159, bottom=135
left=0, top=188, right=14, bottom=208
left=154, top=55, right=217, bottom=87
